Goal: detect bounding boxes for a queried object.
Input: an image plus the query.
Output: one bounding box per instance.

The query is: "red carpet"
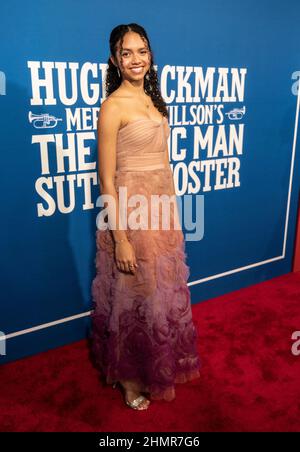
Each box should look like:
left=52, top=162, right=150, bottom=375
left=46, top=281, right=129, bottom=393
left=1, top=272, right=300, bottom=432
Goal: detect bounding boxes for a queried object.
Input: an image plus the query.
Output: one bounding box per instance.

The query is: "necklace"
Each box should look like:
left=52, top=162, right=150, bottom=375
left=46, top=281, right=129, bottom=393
left=138, top=92, right=150, bottom=109
left=138, top=89, right=149, bottom=108
left=143, top=94, right=150, bottom=108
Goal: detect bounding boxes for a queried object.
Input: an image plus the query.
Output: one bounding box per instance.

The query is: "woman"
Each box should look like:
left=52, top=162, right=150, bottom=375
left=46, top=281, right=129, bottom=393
left=90, top=23, right=201, bottom=410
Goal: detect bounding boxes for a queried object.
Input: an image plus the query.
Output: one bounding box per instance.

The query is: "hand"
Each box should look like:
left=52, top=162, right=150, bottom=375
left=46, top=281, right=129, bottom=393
left=114, top=240, right=138, bottom=274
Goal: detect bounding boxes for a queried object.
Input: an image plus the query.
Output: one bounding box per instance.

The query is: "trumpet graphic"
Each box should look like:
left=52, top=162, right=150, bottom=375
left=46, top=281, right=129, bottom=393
left=28, top=111, right=63, bottom=129
left=225, top=106, right=246, bottom=120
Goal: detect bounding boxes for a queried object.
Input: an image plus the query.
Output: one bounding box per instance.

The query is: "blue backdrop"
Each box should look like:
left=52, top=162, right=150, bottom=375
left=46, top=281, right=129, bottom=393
left=1, top=0, right=300, bottom=364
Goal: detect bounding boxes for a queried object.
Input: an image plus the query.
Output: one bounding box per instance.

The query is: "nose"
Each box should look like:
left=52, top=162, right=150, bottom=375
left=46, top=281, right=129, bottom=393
left=131, top=53, right=141, bottom=64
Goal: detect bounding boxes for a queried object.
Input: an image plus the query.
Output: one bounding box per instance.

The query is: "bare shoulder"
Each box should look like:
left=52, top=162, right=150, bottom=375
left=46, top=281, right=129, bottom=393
left=105, top=89, right=136, bottom=123
left=98, top=95, right=123, bottom=133
left=99, top=95, right=120, bottom=119
left=100, top=88, right=131, bottom=118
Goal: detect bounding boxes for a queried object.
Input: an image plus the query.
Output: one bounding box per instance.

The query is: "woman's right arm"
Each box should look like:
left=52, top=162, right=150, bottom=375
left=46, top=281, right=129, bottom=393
left=97, top=98, right=127, bottom=242
left=97, top=99, right=138, bottom=273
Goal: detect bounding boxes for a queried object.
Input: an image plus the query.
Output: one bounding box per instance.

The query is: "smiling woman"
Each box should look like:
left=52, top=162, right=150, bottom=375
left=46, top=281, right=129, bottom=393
left=119, top=45, right=150, bottom=75
left=90, top=23, right=201, bottom=411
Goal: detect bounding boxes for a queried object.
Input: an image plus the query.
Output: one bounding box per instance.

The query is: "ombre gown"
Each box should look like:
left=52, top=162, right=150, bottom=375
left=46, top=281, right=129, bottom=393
left=90, top=116, right=201, bottom=401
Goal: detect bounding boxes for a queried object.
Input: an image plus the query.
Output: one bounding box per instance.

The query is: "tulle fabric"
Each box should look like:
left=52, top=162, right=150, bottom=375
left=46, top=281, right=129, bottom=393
left=90, top=118, right=201, bottom=401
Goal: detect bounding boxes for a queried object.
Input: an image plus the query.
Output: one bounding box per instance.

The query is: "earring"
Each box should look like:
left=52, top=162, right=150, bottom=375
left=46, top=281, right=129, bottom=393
left=117, top=67, right=120, bottom=77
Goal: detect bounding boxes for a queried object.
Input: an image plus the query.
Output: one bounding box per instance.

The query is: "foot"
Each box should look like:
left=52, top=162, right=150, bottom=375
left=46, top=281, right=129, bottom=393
left=118, top=380, right=150, bottom=410
left=125, top=389, right=150, bottom=410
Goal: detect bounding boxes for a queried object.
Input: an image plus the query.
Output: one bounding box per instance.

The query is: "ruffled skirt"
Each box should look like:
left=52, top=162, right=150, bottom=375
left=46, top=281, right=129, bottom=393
left=90, top=168, right=201, bottom=401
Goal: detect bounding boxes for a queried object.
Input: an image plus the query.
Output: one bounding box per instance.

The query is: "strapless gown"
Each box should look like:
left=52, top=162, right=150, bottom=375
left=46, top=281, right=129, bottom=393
left=90, top=116, right=201, bottom=401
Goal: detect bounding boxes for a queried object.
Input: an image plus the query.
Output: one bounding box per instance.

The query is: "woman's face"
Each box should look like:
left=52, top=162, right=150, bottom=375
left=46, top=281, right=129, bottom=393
left=112, top=31, right=151, bottom=81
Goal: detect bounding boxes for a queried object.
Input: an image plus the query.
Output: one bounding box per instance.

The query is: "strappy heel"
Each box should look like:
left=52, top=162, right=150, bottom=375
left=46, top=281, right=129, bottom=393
left=125, top=394, right=150, bottom=410
left=112, top=381, right=151, bottom=410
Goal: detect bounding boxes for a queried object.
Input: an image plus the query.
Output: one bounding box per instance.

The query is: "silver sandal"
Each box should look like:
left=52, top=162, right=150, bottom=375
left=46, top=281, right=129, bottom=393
left=125, top=394, right=150, bottom=410
left=112, top=381, right=150, bottom=410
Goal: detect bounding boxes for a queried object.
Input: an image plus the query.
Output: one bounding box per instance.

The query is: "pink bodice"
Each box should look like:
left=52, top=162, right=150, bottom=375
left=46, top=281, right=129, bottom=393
left=116, top=116, right=170, bottom=172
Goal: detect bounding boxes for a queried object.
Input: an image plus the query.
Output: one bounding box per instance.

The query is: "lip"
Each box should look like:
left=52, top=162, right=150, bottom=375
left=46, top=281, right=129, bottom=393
left=130, top=67, right=144, bottom=75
